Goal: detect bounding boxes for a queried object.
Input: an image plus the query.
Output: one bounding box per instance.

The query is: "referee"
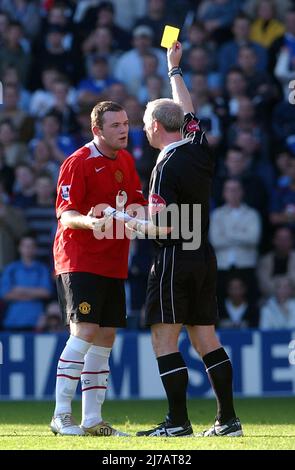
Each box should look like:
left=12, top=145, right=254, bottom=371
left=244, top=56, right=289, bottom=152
left=127, top=42, right=243, bottom=437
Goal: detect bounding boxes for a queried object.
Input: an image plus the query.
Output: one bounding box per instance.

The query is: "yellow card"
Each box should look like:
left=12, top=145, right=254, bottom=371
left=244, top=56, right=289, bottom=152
left=160, top=25, right=180, bottom=49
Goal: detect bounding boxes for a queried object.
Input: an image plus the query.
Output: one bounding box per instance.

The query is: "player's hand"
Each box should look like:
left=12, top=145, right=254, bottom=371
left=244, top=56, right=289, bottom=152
left=86, top=207, right=113, bottom=232
left=167, top=41, right=182, bottom=70
left=125, top=219, right=172, bottom=237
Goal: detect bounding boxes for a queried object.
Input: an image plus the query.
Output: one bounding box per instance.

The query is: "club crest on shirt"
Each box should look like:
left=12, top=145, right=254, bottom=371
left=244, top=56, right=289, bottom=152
left=186, top=120, right=200, bottom=133
left=79, top=302, right=91, bottom=315
left=149, top=193, right=167, bottom=216
left=115, top=170, right=124, bottom=183
left=61, top=185, right=71, bottom=200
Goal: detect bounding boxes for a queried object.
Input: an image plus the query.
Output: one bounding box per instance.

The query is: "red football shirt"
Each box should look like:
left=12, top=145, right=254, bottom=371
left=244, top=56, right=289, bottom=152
left=53, top=141, right=147, bottom=278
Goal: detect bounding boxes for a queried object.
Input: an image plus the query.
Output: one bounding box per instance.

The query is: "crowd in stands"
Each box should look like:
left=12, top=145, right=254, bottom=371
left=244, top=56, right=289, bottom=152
left=1, top=0, right=295, bottom=332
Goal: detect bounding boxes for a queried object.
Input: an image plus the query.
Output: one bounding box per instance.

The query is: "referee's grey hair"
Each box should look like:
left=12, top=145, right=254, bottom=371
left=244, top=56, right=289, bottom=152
left=145, top=99, right=184, bottom=132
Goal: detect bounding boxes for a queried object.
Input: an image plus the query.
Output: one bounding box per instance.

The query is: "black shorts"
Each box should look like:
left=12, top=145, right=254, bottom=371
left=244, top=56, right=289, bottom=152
left=145, top=245, right=218, bottom=326
left=56, top=272, right=126, bottom=327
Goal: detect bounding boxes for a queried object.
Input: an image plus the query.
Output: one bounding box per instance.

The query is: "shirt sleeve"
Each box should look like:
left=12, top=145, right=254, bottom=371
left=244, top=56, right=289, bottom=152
left=182, top=112, right=208, bottom=145
left=149, top=161, right=178, bottom=227
left=56, top=156, right=86, bottom=219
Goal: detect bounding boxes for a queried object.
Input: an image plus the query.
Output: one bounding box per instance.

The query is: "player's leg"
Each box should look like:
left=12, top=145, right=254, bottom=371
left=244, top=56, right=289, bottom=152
left=81, top=277, right=129, bottom=436
left=51, top=273, right=102, bottom=436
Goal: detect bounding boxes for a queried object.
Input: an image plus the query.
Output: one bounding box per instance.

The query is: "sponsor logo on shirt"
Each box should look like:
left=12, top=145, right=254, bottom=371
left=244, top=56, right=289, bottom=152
left=186, top=120, right=200, bottom=133
left=149, top=193, right=167, bottom=216
left=61, top=185, right=71, bottom=201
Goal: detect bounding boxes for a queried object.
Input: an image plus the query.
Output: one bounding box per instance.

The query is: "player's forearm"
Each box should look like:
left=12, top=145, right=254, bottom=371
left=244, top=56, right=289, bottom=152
left=170, top=74, right=194, bottom=114
left=60, top=210, right=94, bottom=230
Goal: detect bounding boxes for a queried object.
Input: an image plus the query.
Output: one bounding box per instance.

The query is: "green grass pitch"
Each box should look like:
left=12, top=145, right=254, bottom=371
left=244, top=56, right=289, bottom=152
left=0, top=397, right=295, bottom=450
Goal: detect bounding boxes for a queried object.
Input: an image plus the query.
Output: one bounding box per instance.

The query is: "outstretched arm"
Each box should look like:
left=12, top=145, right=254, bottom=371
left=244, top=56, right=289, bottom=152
left=167, top=41, right=194, bottom=114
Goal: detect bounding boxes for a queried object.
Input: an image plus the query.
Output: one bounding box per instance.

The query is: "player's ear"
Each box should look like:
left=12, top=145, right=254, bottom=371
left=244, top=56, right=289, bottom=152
left=92, top=126, right=102, bottom=137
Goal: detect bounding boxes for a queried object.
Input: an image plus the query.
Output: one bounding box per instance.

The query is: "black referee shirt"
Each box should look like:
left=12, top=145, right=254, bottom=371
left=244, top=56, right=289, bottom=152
left=148, top=113, right=215, bottom=251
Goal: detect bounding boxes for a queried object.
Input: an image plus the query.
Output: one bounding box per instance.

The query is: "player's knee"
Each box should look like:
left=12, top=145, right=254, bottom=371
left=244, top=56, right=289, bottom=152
left=99, top=328, right=116, bottom=346
left=73, top=324, right=99, bottom=343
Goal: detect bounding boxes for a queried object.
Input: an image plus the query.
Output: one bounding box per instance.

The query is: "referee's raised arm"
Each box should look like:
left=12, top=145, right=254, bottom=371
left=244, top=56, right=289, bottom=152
left=167, top=41, right=194, bottom=115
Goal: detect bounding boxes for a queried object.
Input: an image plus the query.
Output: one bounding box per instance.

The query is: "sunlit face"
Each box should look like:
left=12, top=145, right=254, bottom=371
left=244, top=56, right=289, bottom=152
left=95, top=110, right=129, bottom=151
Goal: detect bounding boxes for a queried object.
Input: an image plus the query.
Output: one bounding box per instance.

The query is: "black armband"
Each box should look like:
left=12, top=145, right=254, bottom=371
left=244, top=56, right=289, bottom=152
left=168, top=66, right=183, bottom=79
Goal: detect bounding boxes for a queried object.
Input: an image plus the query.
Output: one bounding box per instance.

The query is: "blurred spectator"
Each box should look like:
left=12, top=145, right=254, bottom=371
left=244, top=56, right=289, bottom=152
left=212, top=146, right=268, bottom=216
left=77, top=56, right=119, bottom=106
left=190, top=74, right=221, bottom=147
left=73, top=105, right=93, bottom=148
left=250, top=0, right=285, bottom=48
left=114, top=24, right=166, bottom=94
left=82, top=25, right=122, bottom=75
left=197, top=0, right=240, bottom=43
left=110, top=0, right=146, bottom=31
left=123, top=95, right=157, bottom=195
left=103, top=82, right=128, bottom=105
left=237, top=45, right=279, bottom=117
left=12, top=163, right=36, bottom=209
left=269, top=8, right=295, bottom=74
left=138, top=74, right=169, bottom=105
left=0, top=83, right=35, bottom=142
left=218, top=14, right=268, bottom=78
left=245, top=0, right=292, bottom=22
left=0, top=20, right=31, bottom=86
left=227, top=96, right=269, bottom=160
left=183, top=46, right=222, bottom=96
left=183, top=21, right=217, bottom=69
left=274, top=148, right=293, bottom=188
left=259, top=276, right=295, bottom=329
left=80, top=1, right=131, bottom=50
left=0, top=10, right=10, bottom=47
left=134, top=0, right=171, bottom=46
left=0, top=0, right=41, bottom=39
left=0, top=120, right=29, bottom=168
left=0, top=233, right=51, bottom=331
left=1, top=65, right=32, bottom=113
left=31, top=111, right=76, bottom=164
left=218, top=277, right=259, bottom=328
left=29, top=66, right=62, bottom=118
left=31, top=140, right=60, bottom=184
left=36, top=300, right=65, bottom=333
left=127, top=238, right=153, bottom=328
left=0, top=179, right=28, bottom=272
left=257, top=226, right=295, bottom=297
left=0, top=143, right=15, bottom=195
left=48, top=78, right=78, bottom=135
left=23, top=173, right=56, bottom=264
left=30, top=24, right=82, bottom=90
left=272, top=100, right=295, bottom=155
left=209, top=178, right=261, bottom=304
left=270, top=157, right=295, bottom=228
left=39, top=1, right=73, bottom=50
left=214, top=67, right=248, bottom=130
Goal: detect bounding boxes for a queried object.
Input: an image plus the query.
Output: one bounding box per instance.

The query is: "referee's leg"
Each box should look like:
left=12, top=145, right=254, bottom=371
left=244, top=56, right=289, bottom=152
left=187, top=325, right=237, bottom=425
left=151, top=323, right=190, bottom=427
